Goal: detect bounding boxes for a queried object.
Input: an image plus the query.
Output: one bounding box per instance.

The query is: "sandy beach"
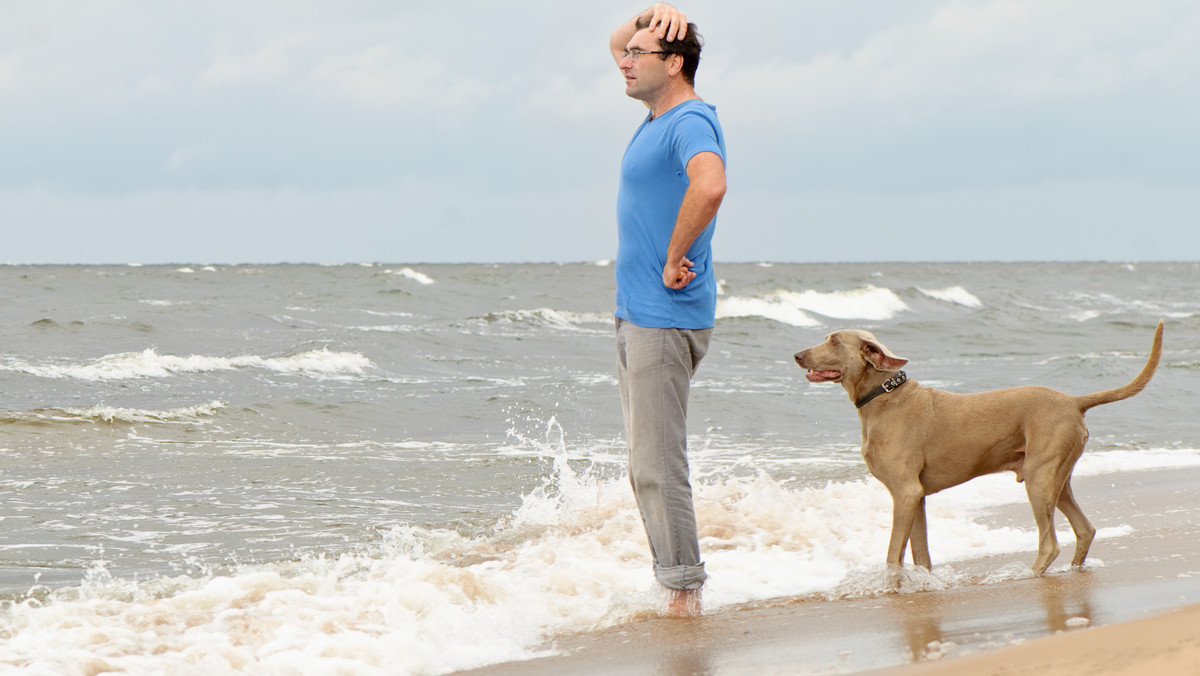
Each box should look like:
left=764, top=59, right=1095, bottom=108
left=456, top=464, right=1200, bottom=675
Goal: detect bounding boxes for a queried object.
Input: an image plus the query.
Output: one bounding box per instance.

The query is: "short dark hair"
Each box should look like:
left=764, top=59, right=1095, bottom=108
left=634, top=18, right=703, bottom=85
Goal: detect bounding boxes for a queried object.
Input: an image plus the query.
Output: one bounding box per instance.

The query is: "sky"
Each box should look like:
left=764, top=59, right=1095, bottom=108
left=2, top=1, right=1198, bottom=265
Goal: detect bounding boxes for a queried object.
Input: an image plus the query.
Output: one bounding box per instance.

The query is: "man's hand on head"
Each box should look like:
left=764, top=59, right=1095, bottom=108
left=646, top=4, right=688, bottom=42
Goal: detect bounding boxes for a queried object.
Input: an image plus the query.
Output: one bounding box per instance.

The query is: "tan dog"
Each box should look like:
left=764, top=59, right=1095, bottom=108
left=794, top=321, right=1163, bottom=578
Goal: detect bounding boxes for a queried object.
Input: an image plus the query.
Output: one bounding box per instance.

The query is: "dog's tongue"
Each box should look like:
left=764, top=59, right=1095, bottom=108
left=806, top=370, right=840, bottom=383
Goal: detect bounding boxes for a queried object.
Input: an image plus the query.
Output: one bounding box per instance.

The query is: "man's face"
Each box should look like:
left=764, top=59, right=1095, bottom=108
left=620, top=28, right=671, bottom=103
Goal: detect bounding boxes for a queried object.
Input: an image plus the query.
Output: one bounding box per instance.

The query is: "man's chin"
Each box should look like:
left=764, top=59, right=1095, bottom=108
left=624, top=84, right=646, bottom=100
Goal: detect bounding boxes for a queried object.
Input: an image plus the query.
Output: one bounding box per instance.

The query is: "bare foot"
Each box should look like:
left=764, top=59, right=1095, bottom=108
left=666, top=589, right=702, bottom=617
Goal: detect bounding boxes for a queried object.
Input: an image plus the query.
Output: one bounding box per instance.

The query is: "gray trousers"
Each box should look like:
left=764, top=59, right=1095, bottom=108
left=615, top=318, right=711, bottom=591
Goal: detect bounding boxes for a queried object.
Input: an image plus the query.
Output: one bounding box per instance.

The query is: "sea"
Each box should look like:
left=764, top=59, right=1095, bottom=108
left=1, top=261, right=1198, bottom=674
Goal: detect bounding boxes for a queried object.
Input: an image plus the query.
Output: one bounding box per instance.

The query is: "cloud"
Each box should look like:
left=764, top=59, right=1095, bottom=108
left=166, top=146, right=202, bottom=172
left=308, top=46, right=491, bottom=112
left=715, top=0, right=1200, bottom=133
left=199, top=37, right=301, bottom=88
left=0, top=180, right=618, bottom=265
left=719, top=178, right=1200, bottom=263
left=520, top=71, right=631, bottom=135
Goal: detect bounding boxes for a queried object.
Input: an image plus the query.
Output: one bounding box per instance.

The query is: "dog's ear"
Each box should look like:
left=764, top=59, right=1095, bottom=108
left=861, top=339, right=908, bottom=372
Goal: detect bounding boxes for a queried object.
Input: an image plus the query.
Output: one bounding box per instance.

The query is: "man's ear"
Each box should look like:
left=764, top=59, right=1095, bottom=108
left=666, top=53, right=684, bottom=77
left=861, top=339, right=908, bottom=372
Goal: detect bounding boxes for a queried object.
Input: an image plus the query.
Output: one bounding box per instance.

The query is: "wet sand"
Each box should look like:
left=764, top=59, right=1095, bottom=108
left=456, top=464, right=1200, bottom=675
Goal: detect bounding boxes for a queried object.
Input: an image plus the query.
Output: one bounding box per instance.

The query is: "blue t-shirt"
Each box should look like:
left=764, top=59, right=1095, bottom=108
left=615, top=100, right=726, bottom=330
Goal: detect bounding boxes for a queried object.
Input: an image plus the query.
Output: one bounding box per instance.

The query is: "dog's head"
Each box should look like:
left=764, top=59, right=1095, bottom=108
left=794, top=330, right=908, bottom=386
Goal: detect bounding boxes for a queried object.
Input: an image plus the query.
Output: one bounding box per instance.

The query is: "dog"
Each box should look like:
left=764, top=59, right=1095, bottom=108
left=794, top=321, right=1163, bottom=578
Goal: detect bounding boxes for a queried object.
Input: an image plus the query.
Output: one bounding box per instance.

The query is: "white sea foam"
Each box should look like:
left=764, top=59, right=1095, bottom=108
left=480, top=308, right=612, bottom=331
left=349, top=324, right=423, bottom=333
left=54, top=401, right=226, bottom=424
left=4, top=348, right=372, bottom=381
left=1061, top=290, right=1195, bottom=322
left=3, top=444, right=1193, bottom=675
left=918, top=286, right=983, bottom=309
left=1, top=402, right=226, bottom=426
left=717, top=285, right=909, bottom=326
left=388, top=267, right=435, bottom=285
left=361, top=310, right=414, bottom=318
left=1074, top=448, right=1200, bottom=475
left=716, top=294, right=821, bottom=327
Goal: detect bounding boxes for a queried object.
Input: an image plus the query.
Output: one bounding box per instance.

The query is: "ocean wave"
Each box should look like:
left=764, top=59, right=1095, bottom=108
left=717, top=285, right=909, bottom=326
left=1060, top=291, right=1196, bottom=323
left=716, top=294, right=820, bottom=327
left=917, top=286, right=983, bottom=309
left=1, top=401, right=226, bottom=426
left=475, top=308, right=612, bottom=331
left=3, top=348, right=373, bottom=381
left=387, top=267, right=436, bottom=285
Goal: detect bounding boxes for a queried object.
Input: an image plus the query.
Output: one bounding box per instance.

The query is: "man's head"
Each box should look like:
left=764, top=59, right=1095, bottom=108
left=619, top=23, right=703, bottom=105
left=633, top=16, right=702, bottom=85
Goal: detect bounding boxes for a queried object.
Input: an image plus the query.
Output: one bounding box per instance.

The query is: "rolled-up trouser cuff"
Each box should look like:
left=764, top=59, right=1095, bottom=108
left=655, top=561, right=707, bottom=591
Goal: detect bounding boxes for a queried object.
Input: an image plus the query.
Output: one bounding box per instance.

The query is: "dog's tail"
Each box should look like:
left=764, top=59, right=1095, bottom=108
left=1075, top=320, right=1163, bottom=412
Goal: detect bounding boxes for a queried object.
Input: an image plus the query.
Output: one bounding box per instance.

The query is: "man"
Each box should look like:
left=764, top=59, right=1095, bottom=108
left=609, top=3, right=726, bottom=617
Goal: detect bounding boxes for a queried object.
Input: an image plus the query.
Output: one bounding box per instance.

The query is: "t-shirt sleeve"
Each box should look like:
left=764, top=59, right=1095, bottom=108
left=670, top=111, right=725, bottom=175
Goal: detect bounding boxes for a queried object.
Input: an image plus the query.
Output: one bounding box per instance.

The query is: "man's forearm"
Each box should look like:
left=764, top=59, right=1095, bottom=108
left=610, top=8, right=650, bottom=62
left=666, top=181, right=724, bottom=265
left=663, top=151, right=726, bottom=289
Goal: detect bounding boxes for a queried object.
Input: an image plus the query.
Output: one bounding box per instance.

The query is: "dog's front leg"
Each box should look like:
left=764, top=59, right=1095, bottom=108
left=885, top=485, right=924, bottom=588
left=887, top=485, right=924, bottom=565
left=910, top=497, right=932, bottom=570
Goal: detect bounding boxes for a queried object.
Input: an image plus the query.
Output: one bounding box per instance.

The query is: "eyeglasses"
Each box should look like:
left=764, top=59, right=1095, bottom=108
left=622, top=48, right=671, bottom=62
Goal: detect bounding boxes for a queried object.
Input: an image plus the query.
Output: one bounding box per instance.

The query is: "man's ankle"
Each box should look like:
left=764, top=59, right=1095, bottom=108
left=666, top=588, right=702, bottom=617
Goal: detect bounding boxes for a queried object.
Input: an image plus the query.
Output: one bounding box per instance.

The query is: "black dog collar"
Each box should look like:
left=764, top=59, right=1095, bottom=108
left=855, top=371, right=908, bottom=409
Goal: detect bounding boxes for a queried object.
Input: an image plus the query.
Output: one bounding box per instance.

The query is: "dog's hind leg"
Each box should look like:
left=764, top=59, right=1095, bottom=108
left=1026, top=426, right=1089, bottom=575
left=910, top=497, right=932, bottom=570
left=1056, top=479, right=1095, bottom=567
left=1025, top=469, right=1062, bottom=576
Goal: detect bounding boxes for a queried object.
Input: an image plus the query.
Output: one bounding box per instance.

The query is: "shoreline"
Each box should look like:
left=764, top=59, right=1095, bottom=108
left=455, top=464, right=1200, bottom=675
left=871, top=601, right=1200, bottom=675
